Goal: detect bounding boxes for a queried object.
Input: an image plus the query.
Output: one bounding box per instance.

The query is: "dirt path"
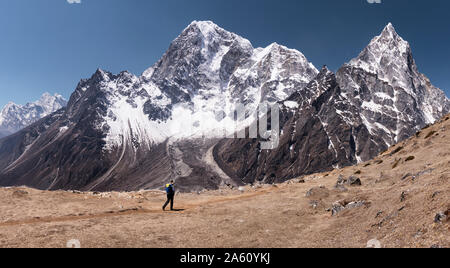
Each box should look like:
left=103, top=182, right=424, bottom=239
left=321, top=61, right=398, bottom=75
left=0, top=186, right=279, bottom=228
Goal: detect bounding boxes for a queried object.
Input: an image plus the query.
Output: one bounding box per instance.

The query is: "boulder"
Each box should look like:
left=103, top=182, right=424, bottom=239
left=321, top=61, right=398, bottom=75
left=434, top=210, right=448, bottom=223
left=331, top=200, right=366, bottom=216
left=348, top=176, right=362, bottom=186
left=335, top=175, right=362, bottom=188
left=331, top=202, right=345, bottom=216
left=12, top=189, right=29, bottom=198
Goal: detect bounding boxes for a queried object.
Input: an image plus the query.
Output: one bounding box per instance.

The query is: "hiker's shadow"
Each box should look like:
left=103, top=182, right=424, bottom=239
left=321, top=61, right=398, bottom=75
left=171, top=209, right=185, bottom=212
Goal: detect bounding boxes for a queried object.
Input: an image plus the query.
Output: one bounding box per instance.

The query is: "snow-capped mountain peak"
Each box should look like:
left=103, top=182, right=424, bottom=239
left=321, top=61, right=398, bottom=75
left=0, top=93, right=67, bottom=138
left=339, top=22, right=450, bottom=148
left=82, top=21, right=319, bottom=150
left=186, top=20, right=225, bottom=38
left=381, top=22, right=399, bottom=38
left=349, top=23, right=412, bottom=85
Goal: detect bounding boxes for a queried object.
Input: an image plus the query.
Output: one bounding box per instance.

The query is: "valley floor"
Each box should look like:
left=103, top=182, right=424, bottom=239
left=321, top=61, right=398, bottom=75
left=0, top=116, right=449, bottom=248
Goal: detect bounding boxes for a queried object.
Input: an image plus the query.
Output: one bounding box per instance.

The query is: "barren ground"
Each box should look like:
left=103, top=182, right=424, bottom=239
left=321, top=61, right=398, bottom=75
left=0, top=116, right=449, bottom=248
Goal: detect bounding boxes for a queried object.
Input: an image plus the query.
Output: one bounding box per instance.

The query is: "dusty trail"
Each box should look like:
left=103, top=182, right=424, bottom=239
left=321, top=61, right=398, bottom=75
left=0, top=186, right=279, bottom=228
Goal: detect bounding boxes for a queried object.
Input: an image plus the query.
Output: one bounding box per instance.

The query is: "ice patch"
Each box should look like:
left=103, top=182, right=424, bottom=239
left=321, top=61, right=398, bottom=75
left=283, top=101, right=299, bottom=110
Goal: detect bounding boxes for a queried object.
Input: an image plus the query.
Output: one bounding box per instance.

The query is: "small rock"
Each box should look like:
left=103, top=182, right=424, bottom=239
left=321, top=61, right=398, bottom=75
left=348, top=176, right=362, bottom=186
left=331, top=200, right=366, bottom=216
left=298, top=179, right=305, bottom=184
left=431, top=191, right=441, bottom=199
left=238, top=187, right=245, bottom=192
left=400, top=191, right=407, bottom=202
left=331, top=202, right=345, bottom=216
left=414, top=229, right=425, bottom=239
left=12, top=190, right=29, bottom=198
left=309, top=201, right=318, bottom=209
left=401, top=173, right=413, bottom=180
left=434, top=211, right=448, bottom=223
left=430, top=244, right=442, bottom=249
left=335, top=184, right=348, bottom=192
left=335, top=175, right=362, bottom=188
left=346, top=201, right=365, bottom=210
left=335, top=175, right=346, bottom=185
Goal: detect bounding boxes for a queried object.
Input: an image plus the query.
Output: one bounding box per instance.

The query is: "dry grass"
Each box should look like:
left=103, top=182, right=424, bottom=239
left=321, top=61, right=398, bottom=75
left=0, top=115, right=449, bottom=248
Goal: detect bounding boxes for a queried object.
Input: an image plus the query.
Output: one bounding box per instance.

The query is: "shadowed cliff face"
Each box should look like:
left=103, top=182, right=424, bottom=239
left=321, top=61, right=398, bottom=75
left=215, top=68, right=359, bottom=183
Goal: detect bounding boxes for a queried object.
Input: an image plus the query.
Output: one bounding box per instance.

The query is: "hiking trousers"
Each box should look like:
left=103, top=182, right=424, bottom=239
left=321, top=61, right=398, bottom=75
left=163, top=193, right=174, bottom=210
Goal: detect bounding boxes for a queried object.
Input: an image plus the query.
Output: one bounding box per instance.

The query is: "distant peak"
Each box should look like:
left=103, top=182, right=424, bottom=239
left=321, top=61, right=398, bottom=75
left=182, top=20, right=247, bottom=43
left=4, top=101, right=18, bottom=109
left=95, top=68, right=107, bottom=74
left=380, top=22, right=400, bottom=39
left=40, top=92, right=53, bottom=99
left=39, top=92, right=64, bottom=100
left=119, top=70, right=133, bottom=77
left=269, top=42, right=280, bottom=47
left=317, top=65, right=334, bottom=78
left=184, top=20, right=220, bottom=34
left=92, top=68, right=112, bottom=82
left=385, top=22, right=395, bottom=31
left=189, top=20, right=217, bottom=27
left=54, top=93, right=64, bottom=99
left=320, top=65, right=330, bottom=73
left=35, top=92, right=67, bottom=107
left=266, top=42, right=306, bottom=56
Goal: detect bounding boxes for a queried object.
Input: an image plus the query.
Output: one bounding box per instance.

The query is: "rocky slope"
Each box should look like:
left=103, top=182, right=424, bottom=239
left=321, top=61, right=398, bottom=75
left=0, top=93, right=67, bottom=138
left=0, top=22, right=448, bottom=191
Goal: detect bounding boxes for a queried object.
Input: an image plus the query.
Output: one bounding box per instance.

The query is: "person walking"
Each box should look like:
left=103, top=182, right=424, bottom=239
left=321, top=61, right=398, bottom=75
left=163, top=180, right=175, bottom=211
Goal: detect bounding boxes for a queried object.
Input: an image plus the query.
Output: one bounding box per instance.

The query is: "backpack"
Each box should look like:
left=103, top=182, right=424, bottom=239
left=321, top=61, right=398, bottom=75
left=165, top=184, right=174, bottom=194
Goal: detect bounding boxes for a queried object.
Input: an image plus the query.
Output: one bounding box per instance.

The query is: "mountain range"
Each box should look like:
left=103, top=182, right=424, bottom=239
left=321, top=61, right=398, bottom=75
left=0, top=93, right=67, bottom=138
left=0, top=21, right=448, bottom=192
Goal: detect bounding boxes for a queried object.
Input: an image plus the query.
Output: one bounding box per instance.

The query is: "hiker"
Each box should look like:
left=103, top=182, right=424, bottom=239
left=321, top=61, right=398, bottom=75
left=163, top=180, right=175, bottom=211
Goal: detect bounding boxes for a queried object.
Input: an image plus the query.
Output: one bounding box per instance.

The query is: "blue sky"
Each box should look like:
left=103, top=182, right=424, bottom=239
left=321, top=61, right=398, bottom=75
left=0, top=0, right=449, bottom=107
